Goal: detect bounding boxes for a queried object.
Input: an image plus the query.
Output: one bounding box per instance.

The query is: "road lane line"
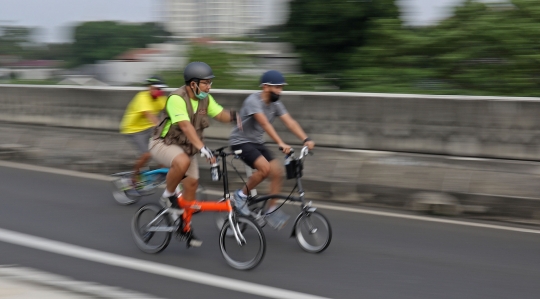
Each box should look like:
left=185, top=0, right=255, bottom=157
left=0, top=160, right=112, bottom=181
left=0, top=227, right=330, bottom=299
left=2, top=160, right=540, bottom=235
left=312, top=203, right=540, bottom=234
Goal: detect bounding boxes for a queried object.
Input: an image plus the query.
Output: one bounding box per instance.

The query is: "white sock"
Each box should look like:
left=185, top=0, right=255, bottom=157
left=238, top=190, right=247, bottom=198
left=162, top=189, right=174, bottom=198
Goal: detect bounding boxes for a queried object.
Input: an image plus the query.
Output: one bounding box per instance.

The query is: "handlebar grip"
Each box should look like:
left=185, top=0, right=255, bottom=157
left=279, top=147, right=294, bottom=153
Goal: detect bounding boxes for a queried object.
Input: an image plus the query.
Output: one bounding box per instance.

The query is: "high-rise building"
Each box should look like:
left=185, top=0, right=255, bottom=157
left=163, top=0, right=268, bottom=38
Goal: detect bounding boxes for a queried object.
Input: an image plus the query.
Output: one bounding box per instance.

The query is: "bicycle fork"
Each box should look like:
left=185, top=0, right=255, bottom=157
left=290, top=201, right=318, bottom=237
left=229, top=212, right=247, bottom=245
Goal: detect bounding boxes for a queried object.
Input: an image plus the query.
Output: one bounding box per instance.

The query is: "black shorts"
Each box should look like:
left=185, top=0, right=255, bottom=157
left=230, top=143, right=275, bottom=169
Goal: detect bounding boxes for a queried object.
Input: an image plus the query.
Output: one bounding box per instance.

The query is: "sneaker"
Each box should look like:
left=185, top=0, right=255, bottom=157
left=160, top=194, right=181, bottom=222
left=233, top=190, right=250, bottom=216
left=187, top=233, right=203, bottom=248
left=265, top=209, right=290, bottom=230
left=177, top=230, right=202, bottom=248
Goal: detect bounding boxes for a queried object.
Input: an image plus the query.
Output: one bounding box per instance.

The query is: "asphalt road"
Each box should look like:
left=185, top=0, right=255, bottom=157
left=1, top=163, right=540, bottom=299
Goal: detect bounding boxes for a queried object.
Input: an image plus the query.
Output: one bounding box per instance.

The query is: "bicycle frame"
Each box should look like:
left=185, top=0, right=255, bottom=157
left=241, top=146, right=314, bottom=209
left=156, top=147, right=248, bottom=246
left=238, top=146, right=318, bottom=235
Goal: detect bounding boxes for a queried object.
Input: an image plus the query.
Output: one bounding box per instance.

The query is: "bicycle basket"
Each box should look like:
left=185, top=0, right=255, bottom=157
left=285, top=159, right=303, bottom=180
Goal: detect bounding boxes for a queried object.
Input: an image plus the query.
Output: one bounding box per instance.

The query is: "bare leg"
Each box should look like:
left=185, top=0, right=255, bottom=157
left=181, top=177, right=198, bottom=202
left=267, top=159, right=283, bottom=208
left=166, top=153, right=190, bottom=194
left=242, top=156, right=270, bottom=196
left=133, top=152, right=152, bottom=180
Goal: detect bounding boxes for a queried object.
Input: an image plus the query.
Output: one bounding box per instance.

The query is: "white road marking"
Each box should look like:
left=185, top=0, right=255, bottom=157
left=1, top=160, right=539, bottom=235
left=0, top=265, right=165, bottom=299
left=0, top=160, right=112, bottom=181
left=312, top=202, right=540, bottom=234
left=0, top=228, right=330, bottom=299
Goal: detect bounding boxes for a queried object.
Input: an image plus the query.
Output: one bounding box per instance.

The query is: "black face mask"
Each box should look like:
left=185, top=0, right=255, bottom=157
left=270, top=92, right=280, bottom=102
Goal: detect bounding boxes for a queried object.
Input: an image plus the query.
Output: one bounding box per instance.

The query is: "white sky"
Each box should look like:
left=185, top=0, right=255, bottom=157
left=0, top=0, right=501, bottom=43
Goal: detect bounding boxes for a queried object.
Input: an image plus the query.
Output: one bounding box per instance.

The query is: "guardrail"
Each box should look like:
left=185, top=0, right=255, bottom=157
left=2, top=84, right=540, bottom=160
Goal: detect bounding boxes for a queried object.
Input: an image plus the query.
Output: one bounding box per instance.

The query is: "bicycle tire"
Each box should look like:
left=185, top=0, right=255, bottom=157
left=294, top=211, right=332, bottom=253
left=132, top=204, right=172, bottom=254
left=219, top=216, right=266, bottom=270
left=111, top=177, right=141, bottom=205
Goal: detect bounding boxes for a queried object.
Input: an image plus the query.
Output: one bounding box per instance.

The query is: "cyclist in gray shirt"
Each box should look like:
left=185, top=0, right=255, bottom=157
left=230, top=70, right=315, bottom=230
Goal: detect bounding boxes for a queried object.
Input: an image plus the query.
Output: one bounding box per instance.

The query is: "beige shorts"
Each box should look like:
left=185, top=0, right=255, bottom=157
left=149, top=138, right=199, bottom=179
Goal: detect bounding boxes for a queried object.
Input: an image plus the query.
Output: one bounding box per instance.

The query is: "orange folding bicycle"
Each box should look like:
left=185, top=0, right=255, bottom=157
left=131, top=146, right=266, bottom=270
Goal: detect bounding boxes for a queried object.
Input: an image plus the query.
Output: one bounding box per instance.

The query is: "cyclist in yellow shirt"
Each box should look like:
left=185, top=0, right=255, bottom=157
left=120, top=76, right=168, bottom=190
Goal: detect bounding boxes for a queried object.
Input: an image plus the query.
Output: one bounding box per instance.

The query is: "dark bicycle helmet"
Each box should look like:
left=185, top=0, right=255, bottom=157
left=183, top=61, right=215, bottom=83
left=260, top=70, right=287, bottom=86
left=146, top=75, right=168, bottom=88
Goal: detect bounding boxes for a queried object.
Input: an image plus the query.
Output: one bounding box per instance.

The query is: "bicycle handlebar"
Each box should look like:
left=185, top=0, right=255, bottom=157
left=278, top=145, right=312, bottom=160
left=212, top=146, right=242, bottom=157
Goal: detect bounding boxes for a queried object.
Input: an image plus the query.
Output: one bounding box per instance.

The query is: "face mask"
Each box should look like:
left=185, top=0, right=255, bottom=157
left=270, top=92, right=280, bottom=102
left=150, top=89, right=163, bottom=99
left=192, top=83, right=208, bottom=100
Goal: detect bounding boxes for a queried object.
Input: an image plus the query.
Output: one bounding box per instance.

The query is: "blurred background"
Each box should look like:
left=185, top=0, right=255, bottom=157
left=2, top=1, right=540, bottom=299
left=1, top=0, right=531, bottom=95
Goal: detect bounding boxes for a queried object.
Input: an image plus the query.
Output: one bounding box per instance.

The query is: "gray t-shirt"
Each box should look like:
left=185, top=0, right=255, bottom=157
left=230, top=92, right=288, bottom=145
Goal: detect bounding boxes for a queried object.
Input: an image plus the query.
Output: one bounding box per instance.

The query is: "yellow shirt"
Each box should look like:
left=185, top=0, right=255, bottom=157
left=120, top=91, right=166, bottom=134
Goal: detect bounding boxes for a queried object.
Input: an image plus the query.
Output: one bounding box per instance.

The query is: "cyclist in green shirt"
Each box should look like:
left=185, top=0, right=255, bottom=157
left=150, top=62, right=237, bottom=247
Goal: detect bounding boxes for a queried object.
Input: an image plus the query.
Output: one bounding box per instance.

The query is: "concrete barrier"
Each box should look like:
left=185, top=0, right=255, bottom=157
left=3, top=84, right=540, bottom=223
left=3, top=85, right=540, bottom=160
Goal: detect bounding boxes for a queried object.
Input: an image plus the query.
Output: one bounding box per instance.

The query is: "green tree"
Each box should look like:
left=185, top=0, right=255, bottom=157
left=284, top=0, right=400, bottom=76
left=342, top=0, right=540, bottom=96
left=70, top=21, right=171, bottom=66
left=0, top=26, right=38, bottom=56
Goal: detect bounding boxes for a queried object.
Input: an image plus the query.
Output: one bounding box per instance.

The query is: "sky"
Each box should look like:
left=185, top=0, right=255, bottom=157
left=0, top=0, right=494, bottom=43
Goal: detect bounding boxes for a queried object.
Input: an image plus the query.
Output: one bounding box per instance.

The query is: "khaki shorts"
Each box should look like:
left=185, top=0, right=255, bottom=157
left=149, top=138, right=199, bottom=179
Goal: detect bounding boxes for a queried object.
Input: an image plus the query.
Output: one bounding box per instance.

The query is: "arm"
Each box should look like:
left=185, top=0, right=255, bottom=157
left=213, top=109, right=237, bottom=123
left=280, top=113, right=315, bottom=149
left=253, top=113, right=290, bottom=151
left=143, top=111, right=160, bottom=126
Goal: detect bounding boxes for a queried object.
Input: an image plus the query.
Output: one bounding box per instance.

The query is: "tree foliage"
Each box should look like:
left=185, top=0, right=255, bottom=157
left=339, top=0, right=540, bottom=96
left=70, top=21, right=171, bottom=66
left=284, top=0, right=400, bottom=75
left=0, top=26, right=39, bottom=56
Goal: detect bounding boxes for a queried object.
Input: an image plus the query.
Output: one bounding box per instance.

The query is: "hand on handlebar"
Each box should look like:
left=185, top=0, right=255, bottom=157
left=200, top=146, right=216, bottom=163
left=278, top=143, right=292, bottom=154
left=304, top=140, right=315, bottom=150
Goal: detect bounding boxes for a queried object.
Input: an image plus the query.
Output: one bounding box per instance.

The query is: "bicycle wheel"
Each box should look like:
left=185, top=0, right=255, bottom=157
left=294, top=211, right=332, bottom=253
left=219, top=216, right=266, bottom=270
left=132, top=204, right=172, bottom=253
left=111, top=177, right=141, bottom=205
